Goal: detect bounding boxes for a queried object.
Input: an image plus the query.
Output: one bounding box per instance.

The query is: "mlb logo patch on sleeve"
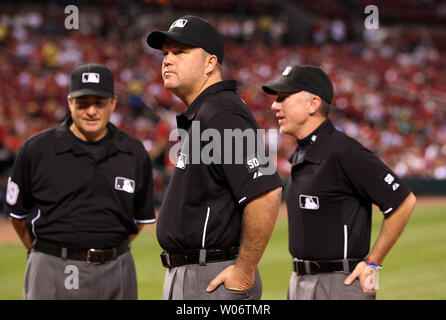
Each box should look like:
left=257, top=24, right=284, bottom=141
left=6, top=177, right=19, bottom=206
left=115, top=177, right=135, bottom=194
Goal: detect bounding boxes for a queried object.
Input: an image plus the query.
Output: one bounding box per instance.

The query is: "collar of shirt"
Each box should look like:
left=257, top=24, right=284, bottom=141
left=176, top=80, right=237, bottom=128
left=288, top=119, right=335, bottom=166
left=54, top=117, right=132, bottom=155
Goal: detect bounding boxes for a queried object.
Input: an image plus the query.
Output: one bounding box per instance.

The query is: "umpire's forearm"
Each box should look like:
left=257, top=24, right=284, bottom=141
left=368, top=192, right=416, bottom=265
left=9, top=217, right=34, bottom=251
left=128, top=223, right=145, bottom=244
left=235, top=187, right=282, bottom=274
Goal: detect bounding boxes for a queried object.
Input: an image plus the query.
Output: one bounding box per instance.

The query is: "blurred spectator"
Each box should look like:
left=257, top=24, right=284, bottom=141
left=1, top=3, right=446, bottom=216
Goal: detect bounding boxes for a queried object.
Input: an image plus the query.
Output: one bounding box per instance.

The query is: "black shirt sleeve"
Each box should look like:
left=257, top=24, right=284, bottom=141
left=338, top=138, right=411, bottom=216
left=205, top=111, right=283, bottom=207
left=133, top=144, right=156, bottom=224
left=6, top=142, right=34, bottom=219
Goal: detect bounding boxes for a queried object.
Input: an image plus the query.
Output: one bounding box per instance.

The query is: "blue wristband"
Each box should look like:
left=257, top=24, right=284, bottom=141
left=364, top=257, right=383, bottom=269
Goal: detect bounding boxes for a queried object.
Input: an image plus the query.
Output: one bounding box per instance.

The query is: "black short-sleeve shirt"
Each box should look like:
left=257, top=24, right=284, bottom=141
left=156, top=80, right=283, bottom=251
left=286, top=119, right=411, bottom=260
left=6, top=117, right=156, bottom=248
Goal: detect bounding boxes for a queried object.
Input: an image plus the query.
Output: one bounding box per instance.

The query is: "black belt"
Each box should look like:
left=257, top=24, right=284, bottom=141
left=292, top=258, right=363, bottom=275
left=161, top=247, right=239, bottom=268
left=33, top=239, right=130, bottom=264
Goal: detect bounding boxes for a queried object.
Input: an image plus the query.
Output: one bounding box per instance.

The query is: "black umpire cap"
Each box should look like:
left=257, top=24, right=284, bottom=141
left=69, top=63, right=114, bottom=98
left=262, top=64, right=334, bottom=104
left=146, top=15, right=224, bottom=64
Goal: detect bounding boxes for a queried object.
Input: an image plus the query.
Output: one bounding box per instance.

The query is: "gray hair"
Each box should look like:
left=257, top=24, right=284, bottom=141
left=305, top=92, right=330, bottom=117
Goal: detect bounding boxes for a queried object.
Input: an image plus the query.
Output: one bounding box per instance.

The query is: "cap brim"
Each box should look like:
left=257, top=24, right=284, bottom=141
left=69, top=89, right=114, bottom=99
left=262, top=80, right=301, bottom=95
left=146, top=30, right=201, bottom=49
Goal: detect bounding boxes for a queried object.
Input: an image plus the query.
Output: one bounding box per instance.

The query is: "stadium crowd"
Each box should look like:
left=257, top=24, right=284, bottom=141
left=1, top=3, right=445, bottom=213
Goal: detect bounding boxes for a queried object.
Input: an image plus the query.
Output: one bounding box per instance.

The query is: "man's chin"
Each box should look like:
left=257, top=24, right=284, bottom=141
left=80, top=126, right=101, bottom=136
left=82, top=124, right=100, bottom=132
left=163, top=79, right=179, bottom=89
left=279, top=127, right=294, bottom=137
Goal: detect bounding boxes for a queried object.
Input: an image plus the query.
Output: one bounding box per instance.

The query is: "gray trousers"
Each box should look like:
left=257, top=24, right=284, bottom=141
left=162, top=259, right=262, bottom=300
left=24, top=249, right=138, bottom=300
left=287, top=272, right=376, bottom=300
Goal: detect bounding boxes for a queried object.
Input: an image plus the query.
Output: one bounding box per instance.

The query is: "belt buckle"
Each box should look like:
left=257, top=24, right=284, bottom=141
left=292, top=258, right=303, bottom=275
left=87, top=248, right=105, bottom=264
left=160, top=252, right=171, bottom=268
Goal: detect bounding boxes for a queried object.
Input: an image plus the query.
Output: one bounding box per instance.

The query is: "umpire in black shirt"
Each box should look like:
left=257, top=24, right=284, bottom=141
left=6, top=63, right=156, bottom=299
left=262, top=64, right=416, bottom=299
left=147, top=16, right=283, bottom=299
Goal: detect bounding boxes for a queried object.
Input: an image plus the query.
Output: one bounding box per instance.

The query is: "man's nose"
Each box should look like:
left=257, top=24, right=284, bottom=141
left=86, top=104, right=98, bottom=115
left=163, top=52, right=173, bottom=66
left=271, top=101, right=281, bottom=111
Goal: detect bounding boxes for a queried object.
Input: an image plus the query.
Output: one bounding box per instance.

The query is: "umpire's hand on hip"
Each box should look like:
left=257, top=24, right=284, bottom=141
left=344, top=261, right=376, bottom=293
left=206, top=264, right=254, bottom=292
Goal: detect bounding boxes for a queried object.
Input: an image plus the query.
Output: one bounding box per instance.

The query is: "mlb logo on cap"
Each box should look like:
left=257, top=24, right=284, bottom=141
left=169, top=18, right=188, bottom=30
left=282, top=66, right=292, bottom=76
left=82, top=72, right=100, bottom=83
left=69, top=63, right=114, bottom=98
left=262, top=64, right=334, bottom=104
left=146, top=15, right=225, bottom=64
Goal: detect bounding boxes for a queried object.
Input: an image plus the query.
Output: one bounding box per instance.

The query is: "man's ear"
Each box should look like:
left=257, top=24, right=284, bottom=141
left=110, top=96, right=117, bottom=112
left=308, top=96, right=322, bottom=115
left=205, top=54, right=218, bottom=75
left=67, top=95, right=74, bottom=112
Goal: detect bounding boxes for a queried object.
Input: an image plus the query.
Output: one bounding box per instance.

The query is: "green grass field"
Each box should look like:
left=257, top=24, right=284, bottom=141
left=0, top=202, right=445, bottom=300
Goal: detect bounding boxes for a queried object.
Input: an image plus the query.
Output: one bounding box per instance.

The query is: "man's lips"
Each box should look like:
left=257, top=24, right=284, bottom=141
left=83, top=119, right=100, bottom=123
left=163, top=70, right=176, bottom=77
